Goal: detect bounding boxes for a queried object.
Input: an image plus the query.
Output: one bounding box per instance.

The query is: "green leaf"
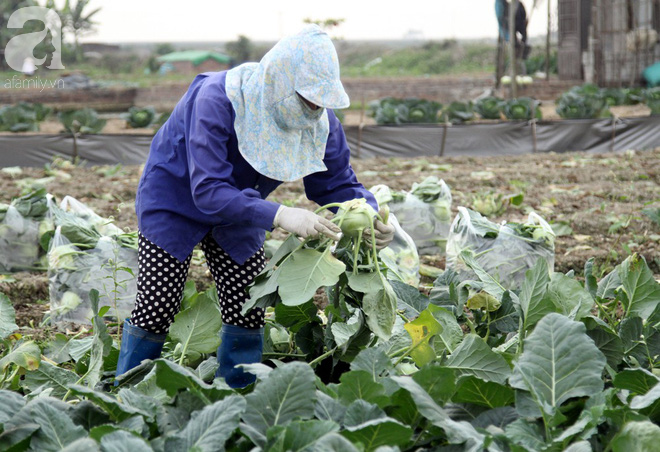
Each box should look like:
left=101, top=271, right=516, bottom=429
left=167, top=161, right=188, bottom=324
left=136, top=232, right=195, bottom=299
left=62, top=438, right=101, bottom=452
left=490, top=291, right=520, bottom=334
left=630, top=383, right=660, bottom=410
left=586, top=325, right=624, bottom=368
left=153, top=359, right=230, bottom=401
left=0, top=294, right=18, bottom=339
left=361, top=278, right=397, bottom=341
left=390, top=280, right=429, bottom=319
left=25, top=398, right=87, bottom=452
left=265, top=235, right=302, bottom=272
left=341, top=417, right=412, bottom=452
left=411, top=364, right=456, bottom=405
left=278, top=249, right=345, bottom=306
left=452, top=376, right=514, bottom=408
left=544, top=273, right=594, bottom=321
left=350, top=347, right=394, bottom=380
left=0, top=424, right=39, bottom=452
left=165, top=395, right=245, bottom=452
left=429, top=305, right=464, bottom=354
left=169, top=294, right=222, bottom=364
left=0, top=340, right=40, bottom=372
left=330, top=310, right=363, bottom=350
left=504, top=418, right=546, bottom=451
left=312, top=433, right=360, bottom=452
left=44, top=333, right=72, bottom=364
left=337, top=371, right=388, bottom=408
left=0, top=390, right=26, bottom=427
left=617, top=254, right=660, bottom=320
left=466, top=291, right=501, bottom=312
left=445, top=335, right=511, bottom=384
left=20, top=361, right=78, bottom=399
left=510, top=313, right=606, bottom=417
left=613, top=368, right=660, bottom=395
left=244, top=267, right=282, bottom=314
left=392, top=376, right=486, bottom=451
left=314, top=391, right=346, bottom=423
left=517, top=259, right=551, bottom=331
left=347, top=271, right=382, bottom=294
left=100, top=430, right=151, bottom=452
left=275, top=300, right=319, bottom=333
left=67, top=386, right=149, bottom=423
left=69, top=401, right=112, bottom=431
left=265, top=420, right=339, bottom=452
left=242, top=362, right=316, bottom=446
left=610, top=421, right=660, bottom=451
left=597, top=268, right=622, bottom=299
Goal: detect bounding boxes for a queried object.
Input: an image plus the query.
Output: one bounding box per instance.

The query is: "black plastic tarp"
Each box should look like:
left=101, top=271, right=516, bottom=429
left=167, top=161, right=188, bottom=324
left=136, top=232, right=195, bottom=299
left=0, top=117, right=658, bottom=167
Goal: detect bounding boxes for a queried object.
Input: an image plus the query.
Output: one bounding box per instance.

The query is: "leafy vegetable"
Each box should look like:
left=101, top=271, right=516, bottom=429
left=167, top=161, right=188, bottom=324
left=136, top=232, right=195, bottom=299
left=442, top=101, right=474, bottom=124
left=367, top=97, right=442, bottom=124
left=121, top=106, right=156, bottom=128
left=501, top=97, right=542, bottom=120
left=58, top=108, right=107, bottom=134
left=474, top=96, right=503, bottom=120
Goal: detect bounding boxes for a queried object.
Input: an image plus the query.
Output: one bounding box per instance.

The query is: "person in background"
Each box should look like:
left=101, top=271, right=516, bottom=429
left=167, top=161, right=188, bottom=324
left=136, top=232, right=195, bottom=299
left=495, top=0, right=530, bottom=60
left=114, top=25, right=395, bottom=388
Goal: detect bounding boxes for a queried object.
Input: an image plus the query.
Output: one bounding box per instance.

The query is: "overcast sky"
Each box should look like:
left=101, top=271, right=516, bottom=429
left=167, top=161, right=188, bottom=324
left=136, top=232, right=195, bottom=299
left=71, top=0, right=558, bottom=43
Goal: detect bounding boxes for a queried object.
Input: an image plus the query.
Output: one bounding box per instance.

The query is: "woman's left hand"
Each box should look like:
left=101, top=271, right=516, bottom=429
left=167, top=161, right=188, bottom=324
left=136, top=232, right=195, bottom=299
left=364, top=208, right=395, bottom=250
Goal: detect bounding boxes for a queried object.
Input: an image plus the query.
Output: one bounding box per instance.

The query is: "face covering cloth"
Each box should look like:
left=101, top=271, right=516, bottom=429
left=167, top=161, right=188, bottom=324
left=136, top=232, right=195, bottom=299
left=225, top=24, right=350, bottom=182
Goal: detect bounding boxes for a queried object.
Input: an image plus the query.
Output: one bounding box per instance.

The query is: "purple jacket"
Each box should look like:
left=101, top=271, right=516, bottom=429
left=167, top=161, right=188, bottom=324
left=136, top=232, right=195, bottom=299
left=136, top=71, right=376, bottom=264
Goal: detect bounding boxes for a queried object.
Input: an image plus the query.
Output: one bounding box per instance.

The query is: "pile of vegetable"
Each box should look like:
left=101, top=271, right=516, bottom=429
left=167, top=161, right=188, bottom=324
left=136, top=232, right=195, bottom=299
left=367, top=97, right=443, bottom=125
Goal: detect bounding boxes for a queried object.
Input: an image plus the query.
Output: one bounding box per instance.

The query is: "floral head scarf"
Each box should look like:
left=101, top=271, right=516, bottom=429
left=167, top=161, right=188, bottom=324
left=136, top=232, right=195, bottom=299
left=225, top=25, right=349, bottom=182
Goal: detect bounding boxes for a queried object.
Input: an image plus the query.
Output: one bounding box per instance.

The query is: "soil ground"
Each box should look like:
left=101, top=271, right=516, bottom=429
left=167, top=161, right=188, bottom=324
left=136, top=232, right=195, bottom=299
left=2, top=147, right=659, bottom=330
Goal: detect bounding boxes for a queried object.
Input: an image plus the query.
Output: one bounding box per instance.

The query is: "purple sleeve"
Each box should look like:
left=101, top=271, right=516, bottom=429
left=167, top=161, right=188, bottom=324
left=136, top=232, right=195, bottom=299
left=184, top=85, right=280, bottom=229
left=303, top=110, right=378, bottom=212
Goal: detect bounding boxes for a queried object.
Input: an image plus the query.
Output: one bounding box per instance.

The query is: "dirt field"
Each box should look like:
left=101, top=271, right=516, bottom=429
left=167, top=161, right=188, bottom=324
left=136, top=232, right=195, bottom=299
left=2, top=147, right=659, bottom=328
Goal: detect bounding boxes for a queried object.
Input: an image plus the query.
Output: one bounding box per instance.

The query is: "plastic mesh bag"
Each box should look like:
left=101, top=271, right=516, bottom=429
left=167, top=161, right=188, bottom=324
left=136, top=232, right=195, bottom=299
left=48, top=226, right=137, bottom=325
left=379, top=214, right=420, bottom=286
left=445, top=207, right=555, bottom=290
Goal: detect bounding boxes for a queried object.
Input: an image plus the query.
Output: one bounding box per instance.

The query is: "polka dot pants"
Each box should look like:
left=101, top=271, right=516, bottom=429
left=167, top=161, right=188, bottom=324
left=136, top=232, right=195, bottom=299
left=130, top=231, right=266, bottom=334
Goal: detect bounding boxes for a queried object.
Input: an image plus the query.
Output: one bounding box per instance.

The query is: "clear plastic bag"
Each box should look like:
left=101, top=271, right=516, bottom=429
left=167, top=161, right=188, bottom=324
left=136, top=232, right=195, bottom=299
left=60, top=196, right=123, bottom=237
left=388, top=178, right=452, bottom=255
left=379, top=214, right=420, bottom=286
left=0, top=205, right=41, bottom=272
left=48, top=226, right=138, bottom=325
left=445, top=207, right=555, bottom=290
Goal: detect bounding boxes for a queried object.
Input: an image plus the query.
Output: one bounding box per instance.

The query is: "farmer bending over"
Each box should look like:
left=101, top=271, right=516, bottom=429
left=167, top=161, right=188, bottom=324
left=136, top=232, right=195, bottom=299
left=115, top=25, right=395, bottom=388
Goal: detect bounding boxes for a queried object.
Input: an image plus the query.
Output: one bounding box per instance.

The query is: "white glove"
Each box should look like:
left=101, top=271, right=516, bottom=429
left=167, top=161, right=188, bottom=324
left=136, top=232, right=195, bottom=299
left=273, top=206, right=341, bottom=241
left=364, top=208, right=395, bottom=250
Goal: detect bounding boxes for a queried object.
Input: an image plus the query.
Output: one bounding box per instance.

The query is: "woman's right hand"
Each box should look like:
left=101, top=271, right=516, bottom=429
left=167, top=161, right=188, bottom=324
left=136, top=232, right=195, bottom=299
left=273, top=206, right=341, bottom=241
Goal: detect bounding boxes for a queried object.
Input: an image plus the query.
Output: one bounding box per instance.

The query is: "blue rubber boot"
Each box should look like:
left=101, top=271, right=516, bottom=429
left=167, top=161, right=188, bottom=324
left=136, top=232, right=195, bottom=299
left=216, top=324, right=264, bottom=388
left=114, top=320, right=166, bottom=386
